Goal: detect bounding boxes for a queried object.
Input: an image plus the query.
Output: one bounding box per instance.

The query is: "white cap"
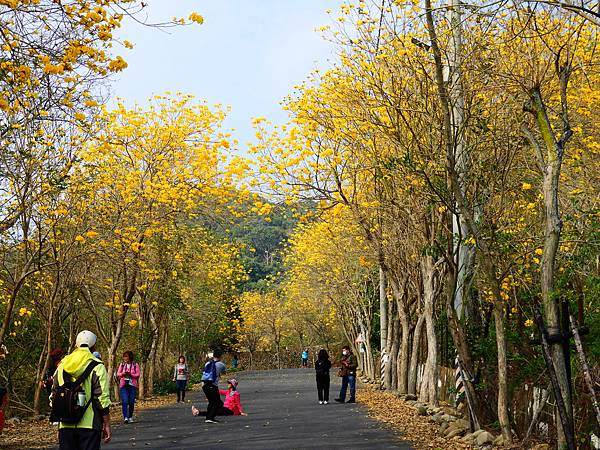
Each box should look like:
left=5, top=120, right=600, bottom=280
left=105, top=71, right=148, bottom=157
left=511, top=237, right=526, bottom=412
left=75, top=330, right=97, bottom=348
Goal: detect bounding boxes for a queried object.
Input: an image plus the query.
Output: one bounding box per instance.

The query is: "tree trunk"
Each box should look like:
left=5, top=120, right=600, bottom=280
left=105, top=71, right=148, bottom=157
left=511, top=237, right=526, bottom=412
left=379, top=265, right=389, bottom=388
left=408, top=314, right=425, bottom=395
left=388, top=315, right=400, bottom=390
left=494, top=305, right=511, bottom=442
left=422, top=258, right=439, bottom=406
left=33, top=342, right=49, bottom=415
left=146, top=312, right=159, bottom=398
left=108, top=316, right=126, bottom=399
left=530, top=85, right=574, bottom=448
left=397, top=310, right=410, bottom=394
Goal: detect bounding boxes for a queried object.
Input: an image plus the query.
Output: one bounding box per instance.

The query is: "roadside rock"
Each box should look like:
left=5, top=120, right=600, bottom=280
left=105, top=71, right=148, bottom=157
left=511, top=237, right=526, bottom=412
left=493, top=435, right=505, bottom=446
left=447, top=428, right=466, bottom=438
left=417, top=406, right=428, bottom=416
left=476, top=431, right=495, bottom=446
left=429, top=414, right=443, bottom=424
left=531, top=445, right=550, bottom=450
left=471, top=429, right=485, bottom=439
left=461, top=433, right=475, bottom=445
left=404, top=394, right=417, bottom=401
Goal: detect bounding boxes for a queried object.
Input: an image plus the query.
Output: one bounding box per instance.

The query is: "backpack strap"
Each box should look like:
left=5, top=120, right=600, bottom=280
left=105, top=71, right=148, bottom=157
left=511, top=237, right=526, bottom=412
left=72, top=360, right=100, bottom=388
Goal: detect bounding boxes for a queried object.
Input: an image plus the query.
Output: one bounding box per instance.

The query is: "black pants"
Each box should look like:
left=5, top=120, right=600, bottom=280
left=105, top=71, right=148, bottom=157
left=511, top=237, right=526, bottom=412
left=59, top=428, right=101, bottom=450
left=196, top=406, right=234, bottom=416
left=202, top=383, right=222, bottom=420
left=316, top=373, right=330, bottom=402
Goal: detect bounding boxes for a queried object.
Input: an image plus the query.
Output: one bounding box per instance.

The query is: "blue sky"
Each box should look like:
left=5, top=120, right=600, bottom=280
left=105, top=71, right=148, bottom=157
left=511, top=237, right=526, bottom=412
left=112, top=0, right=343, bottom=150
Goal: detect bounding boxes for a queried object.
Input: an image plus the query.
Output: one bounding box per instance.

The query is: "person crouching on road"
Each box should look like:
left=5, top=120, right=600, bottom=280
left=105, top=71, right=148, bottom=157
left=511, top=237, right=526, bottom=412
left=335, top=345, right=358, bottom=404
left=192, top=378, right=247, bottom=417
left=117, top=350, right=140, bottom=423
left=51, top=330, right=111, bottom=450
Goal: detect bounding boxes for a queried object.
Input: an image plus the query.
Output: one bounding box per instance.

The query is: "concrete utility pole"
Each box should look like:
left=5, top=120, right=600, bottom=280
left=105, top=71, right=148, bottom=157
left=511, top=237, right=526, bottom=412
left=448, top=0, right=472, bottom=320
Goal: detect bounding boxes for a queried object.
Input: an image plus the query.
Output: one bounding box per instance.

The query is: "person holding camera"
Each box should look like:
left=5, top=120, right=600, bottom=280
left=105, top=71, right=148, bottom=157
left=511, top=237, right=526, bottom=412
left=117, top=351, right=140, bottom=423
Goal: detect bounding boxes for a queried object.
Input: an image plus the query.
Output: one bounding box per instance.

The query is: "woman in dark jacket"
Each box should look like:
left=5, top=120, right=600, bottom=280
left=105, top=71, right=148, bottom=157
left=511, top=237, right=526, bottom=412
left=314, top=349, right=332, bottom=404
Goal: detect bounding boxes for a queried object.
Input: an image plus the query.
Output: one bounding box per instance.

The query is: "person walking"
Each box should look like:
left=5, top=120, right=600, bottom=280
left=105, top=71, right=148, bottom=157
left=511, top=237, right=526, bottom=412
left=117, top=351, right=140, bottom=423
left=315, top=348, right=332, bottom=405
left=301, top=348, right=309, bottom=368
left=201, top=349, right=227, bottom=424
left=335, top=345, right=358, bottom=403
left=50, top=330, right=111, bottom=449
left=173, top=355, right=189, bottom=403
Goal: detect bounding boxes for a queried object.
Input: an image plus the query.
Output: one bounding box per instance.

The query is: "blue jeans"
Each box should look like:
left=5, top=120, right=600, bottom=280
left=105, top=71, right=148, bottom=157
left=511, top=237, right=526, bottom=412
left=119, top=385, right=136, bottom=418
left=339, top=374, right=356, bottom=401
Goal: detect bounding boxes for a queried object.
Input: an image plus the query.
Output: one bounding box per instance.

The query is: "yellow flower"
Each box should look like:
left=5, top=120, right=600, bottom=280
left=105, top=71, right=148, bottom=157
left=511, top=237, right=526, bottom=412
left=108, top=56, right=128, bottom=72
left=128, top=319, right=138, bottom=328
left=75, top=235, right=86, bottom=243
left=524, top=319, right=534, bottom=328
left=521, top=182, right=532, bottom=190
left=188, top=12, right=204, bottom=24
left=85, top=230, right=98, bottom=239
left=534, top=248, right=543, bottom=256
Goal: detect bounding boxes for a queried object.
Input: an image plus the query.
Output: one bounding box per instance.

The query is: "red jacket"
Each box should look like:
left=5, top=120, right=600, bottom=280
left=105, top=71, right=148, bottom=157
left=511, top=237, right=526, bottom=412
left=219, top=389, right=244, bottom=415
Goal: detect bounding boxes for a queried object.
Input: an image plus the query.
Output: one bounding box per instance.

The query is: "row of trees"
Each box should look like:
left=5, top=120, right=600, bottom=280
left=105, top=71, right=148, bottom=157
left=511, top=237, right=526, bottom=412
left=0, top=0, right=277, bottom=416
left=255, top=0, right=600, bottom=447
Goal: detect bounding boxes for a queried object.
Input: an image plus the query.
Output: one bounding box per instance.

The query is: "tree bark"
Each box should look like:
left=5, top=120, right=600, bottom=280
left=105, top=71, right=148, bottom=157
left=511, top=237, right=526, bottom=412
left=493, top=305, right=511, bottom=442
left=408, top=314, right=425, bottom=395
left=421, top=257, right=439, bottom=405
left=379, top=265, right=389, bottom=389
left=529, top=81, right=574, bottom=447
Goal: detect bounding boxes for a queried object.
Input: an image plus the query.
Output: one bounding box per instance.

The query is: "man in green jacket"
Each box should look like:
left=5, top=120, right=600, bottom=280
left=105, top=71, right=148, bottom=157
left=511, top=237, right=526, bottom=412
left=51, top=330, right=112, bottom=450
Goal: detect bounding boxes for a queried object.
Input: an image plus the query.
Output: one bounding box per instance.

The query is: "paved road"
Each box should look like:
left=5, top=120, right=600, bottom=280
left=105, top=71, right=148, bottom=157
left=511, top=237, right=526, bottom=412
left=106, top=369, right=412, bottom=450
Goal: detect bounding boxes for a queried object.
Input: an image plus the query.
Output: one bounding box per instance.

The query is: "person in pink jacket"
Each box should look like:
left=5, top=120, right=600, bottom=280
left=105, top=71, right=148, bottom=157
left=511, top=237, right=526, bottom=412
left=192, top=379, right=247, bottom=417
left=117, top=351, right=140, bottom=423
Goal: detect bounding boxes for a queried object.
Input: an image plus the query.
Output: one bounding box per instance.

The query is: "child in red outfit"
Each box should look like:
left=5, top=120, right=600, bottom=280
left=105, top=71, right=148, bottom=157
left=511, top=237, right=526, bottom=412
left=192, top=379, right=247, bottom=417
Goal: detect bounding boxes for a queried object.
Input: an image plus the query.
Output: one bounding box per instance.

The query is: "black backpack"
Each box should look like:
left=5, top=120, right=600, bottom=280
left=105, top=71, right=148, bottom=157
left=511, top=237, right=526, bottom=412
left=49, top=360, right=99, bottom=424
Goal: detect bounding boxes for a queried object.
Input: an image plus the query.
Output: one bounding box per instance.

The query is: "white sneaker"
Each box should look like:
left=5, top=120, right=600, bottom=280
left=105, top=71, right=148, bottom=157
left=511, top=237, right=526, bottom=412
left=323, top=401, right=328, bottom=405
left=319, top=401, right=323, bottom=404
left=128, top=417, right=134, bottom=423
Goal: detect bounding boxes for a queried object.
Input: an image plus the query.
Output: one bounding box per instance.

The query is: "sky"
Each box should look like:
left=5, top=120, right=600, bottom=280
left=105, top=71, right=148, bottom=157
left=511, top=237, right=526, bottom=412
left=112, top=0, right=344, bottom=150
